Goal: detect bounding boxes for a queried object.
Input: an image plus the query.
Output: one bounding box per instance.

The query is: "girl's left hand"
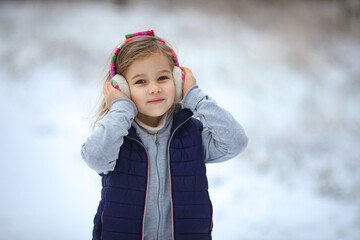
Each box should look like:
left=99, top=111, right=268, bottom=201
left=180, top=66, right=197, bottom=96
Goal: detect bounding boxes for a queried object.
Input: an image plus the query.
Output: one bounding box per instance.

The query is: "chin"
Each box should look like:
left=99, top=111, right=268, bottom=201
left=149, top=110, right=168, bottom=117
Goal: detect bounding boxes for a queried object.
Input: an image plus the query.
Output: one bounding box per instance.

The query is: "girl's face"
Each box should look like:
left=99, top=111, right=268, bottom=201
left=125, top=52, right=175, bottom=127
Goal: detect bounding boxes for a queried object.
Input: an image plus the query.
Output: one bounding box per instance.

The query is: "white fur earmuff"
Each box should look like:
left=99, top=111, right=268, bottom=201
left=173, top=66, right=183, bottom=104
left=110, top=74, right=131, bottom=98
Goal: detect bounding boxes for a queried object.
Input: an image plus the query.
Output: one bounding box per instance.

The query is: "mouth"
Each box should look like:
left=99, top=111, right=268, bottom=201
left=148, top=98, right=165, bottom=104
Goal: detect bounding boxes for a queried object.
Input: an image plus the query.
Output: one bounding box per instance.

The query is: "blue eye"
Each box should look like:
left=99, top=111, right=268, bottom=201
left=135, top=80, right=145, bottom=84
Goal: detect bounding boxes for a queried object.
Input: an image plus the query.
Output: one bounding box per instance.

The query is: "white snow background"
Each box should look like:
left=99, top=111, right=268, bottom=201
left=0, top=1, right=359, bottom=240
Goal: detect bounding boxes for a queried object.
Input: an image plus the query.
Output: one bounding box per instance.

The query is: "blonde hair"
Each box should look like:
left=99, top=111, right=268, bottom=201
left=91, top=36, right=176, bottom=131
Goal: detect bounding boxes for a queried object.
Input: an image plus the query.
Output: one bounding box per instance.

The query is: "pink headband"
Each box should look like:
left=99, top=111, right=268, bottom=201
left=110, top=30, right=180, bottom=79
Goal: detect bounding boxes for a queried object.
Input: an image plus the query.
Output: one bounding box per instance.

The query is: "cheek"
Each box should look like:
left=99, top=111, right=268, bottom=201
left=128, top=87, right=142, bottom=104
left=166, top=82, right=176, bottom=97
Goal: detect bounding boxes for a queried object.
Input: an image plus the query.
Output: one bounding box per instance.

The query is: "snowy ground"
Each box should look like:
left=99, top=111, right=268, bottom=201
left=0, top=1, right=359, bottom=240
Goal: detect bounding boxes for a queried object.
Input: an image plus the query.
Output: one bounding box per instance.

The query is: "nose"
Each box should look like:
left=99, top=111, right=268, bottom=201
left=148, top=83, right=162, bottom=94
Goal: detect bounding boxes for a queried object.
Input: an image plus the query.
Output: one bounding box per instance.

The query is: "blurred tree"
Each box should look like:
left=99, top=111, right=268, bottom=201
left=111, top=0, right=128, bottom=4
left=332, top=0, right=360, bottom=35
left=338, top=0, right=360, bottom=19
left=0, top=0, right=129, bottom=4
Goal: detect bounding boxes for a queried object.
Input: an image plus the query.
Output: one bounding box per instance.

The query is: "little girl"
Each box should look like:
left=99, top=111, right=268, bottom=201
left=81, top=30, right=248, bottom=240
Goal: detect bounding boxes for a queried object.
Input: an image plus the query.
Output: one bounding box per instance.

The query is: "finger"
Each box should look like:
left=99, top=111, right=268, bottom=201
left=117, top=90, right=129, bottom=99
left=103, top=82, right=108, bottom=90
left=180, top=66, right=187, bottom=73
left=105, top=81, right=112, bottom=89
left=104, top=82, right=112, bottom=94
left=181, top=66, right=191, bottom=73
left=108, top=86, right=119, bottom=97
left=181, top=67, right=193, bottom=79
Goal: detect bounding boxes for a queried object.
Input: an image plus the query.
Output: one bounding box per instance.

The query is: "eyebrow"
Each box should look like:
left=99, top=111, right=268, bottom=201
left=130, top=69, right=171, bottom=81
left=131, top=73, right=146, bottom=81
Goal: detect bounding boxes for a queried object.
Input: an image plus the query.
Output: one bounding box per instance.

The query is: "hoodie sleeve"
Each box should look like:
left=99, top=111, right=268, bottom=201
left=182, top=86, right=248, bottom=163
left=81, top=98, right=137, bottom=174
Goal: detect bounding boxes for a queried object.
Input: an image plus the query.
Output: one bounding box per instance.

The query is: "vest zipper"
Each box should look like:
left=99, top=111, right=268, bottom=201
left=125, top=136, right=150, bottom=240
left=167, top=116, right=192, bottom=240
left=155, top=135, right=161, bottom=240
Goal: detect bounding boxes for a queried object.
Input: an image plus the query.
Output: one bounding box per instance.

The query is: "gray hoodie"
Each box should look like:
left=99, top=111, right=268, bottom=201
left=81, top=85, right=248, bottom=240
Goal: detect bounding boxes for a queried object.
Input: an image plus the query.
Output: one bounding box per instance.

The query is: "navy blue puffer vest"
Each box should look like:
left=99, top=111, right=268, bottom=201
left=92, top=109, right=213, bottom=240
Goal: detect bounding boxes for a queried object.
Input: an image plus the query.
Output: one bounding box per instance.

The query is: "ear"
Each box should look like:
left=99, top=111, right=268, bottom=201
left=173, top=66, right=184, bottom=103
left=110, top=74, right=131, bottom=98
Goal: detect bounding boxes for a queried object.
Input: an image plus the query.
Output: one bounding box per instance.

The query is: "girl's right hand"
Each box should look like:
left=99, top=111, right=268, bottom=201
left=103, top=82, right=129, bottom=110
